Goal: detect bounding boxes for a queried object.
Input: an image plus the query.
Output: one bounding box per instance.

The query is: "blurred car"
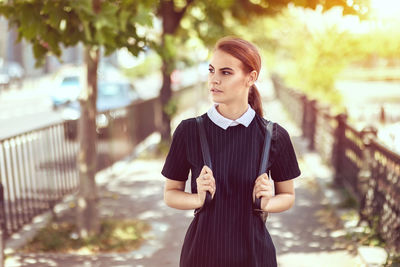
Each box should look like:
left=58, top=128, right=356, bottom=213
left=0, top=62, right=25, bottom=90
left=50, top=75, right=82, bottom=109
left=6, top=61, right=25, bottom=86
left=0, top=67, right=10, bottom=90
left=51, top=62, right=131, bottom=109
left=62, top=79, right=140, bottom=140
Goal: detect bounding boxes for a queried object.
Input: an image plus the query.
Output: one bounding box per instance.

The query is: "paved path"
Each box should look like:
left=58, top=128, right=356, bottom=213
left=5, top=78, right=364, bottom=266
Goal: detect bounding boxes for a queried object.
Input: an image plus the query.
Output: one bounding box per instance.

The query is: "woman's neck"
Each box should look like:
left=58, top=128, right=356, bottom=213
left=216, top=102, right=249, bottom=120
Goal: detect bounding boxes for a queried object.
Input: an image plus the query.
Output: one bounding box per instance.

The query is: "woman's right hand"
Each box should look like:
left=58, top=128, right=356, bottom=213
left=196, top=165, right=216, bottom=207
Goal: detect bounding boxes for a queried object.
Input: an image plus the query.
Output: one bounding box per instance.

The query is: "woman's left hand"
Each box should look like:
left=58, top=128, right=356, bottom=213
left=253, top=173, right=274, bottom=211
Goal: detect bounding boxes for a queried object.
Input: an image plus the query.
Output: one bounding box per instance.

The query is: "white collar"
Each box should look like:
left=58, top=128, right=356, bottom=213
left=207, top=103, right=255, bottom=130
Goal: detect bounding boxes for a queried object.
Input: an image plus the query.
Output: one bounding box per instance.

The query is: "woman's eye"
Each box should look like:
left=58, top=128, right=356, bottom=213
left=222, top=71, right=231, bottom=75
left=208, top=68, right=214, bottom=73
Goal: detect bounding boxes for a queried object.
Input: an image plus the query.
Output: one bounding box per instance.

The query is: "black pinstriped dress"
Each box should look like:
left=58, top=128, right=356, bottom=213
left=161, top=113, right=301, bottom=267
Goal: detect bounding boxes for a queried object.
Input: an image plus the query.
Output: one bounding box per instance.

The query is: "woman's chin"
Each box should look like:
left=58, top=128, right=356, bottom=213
left=210, top=95, right=223, bottom=103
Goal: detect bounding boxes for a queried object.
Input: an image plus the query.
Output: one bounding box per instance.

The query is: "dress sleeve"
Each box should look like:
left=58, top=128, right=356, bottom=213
left=161, top=120, right=191, bottom=181
left=269, top=124, right=301, bottom=182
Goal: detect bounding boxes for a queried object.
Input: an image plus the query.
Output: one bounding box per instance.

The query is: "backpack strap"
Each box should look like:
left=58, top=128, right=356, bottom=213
left=254, top=120, right=274, bottom=222
left=194, top=116, right=213, bottom=215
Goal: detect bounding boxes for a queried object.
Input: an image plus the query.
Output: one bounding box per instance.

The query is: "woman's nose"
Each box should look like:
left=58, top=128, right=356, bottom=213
left=211, top=76, right=220, bottom=85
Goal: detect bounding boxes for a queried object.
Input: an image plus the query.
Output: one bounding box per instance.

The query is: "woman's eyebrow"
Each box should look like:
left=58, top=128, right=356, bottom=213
left=209, top=64, right=234, bottom=71
left=220, top=67, right=234, bottom=71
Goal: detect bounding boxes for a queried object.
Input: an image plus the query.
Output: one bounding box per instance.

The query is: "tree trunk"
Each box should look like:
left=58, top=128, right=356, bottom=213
left=76, top=46, right=100, bottom=238
left=158, top=0, right=191, bottom=143
left=159, top=55, right=172, bottom=143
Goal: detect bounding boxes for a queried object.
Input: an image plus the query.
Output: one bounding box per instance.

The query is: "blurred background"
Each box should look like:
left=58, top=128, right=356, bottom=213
left=0, top=0, right=399, bottom=266
left=0, top=0, right=399, bottom=151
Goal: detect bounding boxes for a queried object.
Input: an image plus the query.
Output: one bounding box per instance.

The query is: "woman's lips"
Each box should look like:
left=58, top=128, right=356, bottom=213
left=211, top=88, right=222, bottom=93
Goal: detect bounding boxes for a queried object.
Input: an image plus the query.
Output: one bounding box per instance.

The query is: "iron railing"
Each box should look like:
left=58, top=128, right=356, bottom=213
left=0, top=84, right=197, bottom=242
left=272, top=74, right=400, bottom=252
left=0, top=122, right=79, bottom=239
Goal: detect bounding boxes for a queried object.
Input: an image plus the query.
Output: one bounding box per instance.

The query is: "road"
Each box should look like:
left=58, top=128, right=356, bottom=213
left=0, top=65, right=205, bottom=140
left=0, top=76, right=63, bottom=140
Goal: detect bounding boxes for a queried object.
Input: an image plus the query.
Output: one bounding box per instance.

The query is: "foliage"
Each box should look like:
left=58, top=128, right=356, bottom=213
left=0, top=0, right=159, bottom=238
left=0, top=0, right=155, bottom=66
left=345, top=216, right=385, bottom=247
left=163, top=97, right=179, bottom=118
left=146, top=0, right=367, bottom=142
left=123, top=51, right=162, bottom=79
left=238, top=6, right=371, bottom=106
left=21, top=219, right=151, bottom=253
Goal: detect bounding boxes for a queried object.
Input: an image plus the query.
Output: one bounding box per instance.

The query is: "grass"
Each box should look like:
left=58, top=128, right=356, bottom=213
left=21, top=218, right=151, bottom=254
left=344, top=216, right=385, bottom=247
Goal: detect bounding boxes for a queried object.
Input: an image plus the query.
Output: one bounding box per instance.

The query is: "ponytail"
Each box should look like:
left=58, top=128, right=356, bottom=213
left=248, top=84, right=263, bottom=117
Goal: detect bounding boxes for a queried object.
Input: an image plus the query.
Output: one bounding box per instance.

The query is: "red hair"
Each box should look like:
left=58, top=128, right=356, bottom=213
left=214, top=36, right=263, bottom=117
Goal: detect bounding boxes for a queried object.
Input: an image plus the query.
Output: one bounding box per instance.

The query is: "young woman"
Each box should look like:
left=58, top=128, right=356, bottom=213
left=162, top=36, right=301, bottom=267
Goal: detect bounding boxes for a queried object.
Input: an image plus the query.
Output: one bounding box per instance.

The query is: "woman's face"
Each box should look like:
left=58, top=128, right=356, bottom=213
left=208, top=49, right=251, bottom=105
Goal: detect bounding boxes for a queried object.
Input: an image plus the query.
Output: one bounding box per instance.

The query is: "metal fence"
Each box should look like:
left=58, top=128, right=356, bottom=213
left=0, top=123, right=79, bottom=239
left=0, top=84, right=197, bottom=243
left=272, top=74, right=400, bottom=252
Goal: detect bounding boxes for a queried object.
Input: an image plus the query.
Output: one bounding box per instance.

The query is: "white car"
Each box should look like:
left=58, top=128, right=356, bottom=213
left=50, top=75, right=82, bottom=109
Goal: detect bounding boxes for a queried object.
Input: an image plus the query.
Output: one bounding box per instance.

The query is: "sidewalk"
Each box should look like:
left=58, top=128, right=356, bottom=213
left=5, top=78, right=365, bottom=267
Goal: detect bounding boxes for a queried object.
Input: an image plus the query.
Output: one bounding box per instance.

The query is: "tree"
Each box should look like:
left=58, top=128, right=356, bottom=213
left=152, top=0, right=367, bottom=143
left=234, top=3, right=373, bottom=106
left=0, top=0, right=154, bottom=237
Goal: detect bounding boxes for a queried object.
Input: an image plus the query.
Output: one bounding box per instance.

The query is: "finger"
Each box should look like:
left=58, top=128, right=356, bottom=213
left=262, top=173, right=270, bottom=181
left=257, top=190, right=273, bottom=199
left=255, top=174, right=267, bottom=184
left=254, top=185, right=273, bottom=197
left=200, top=166, right=209, bottom=175
left=198, top=179, right=211, bottom=186
left=256, top=184, right=272, bottom=191
left=208, top=185, right=215, bottom=194
left=203, top=165, right=213, bottom=176
left=198, top=183, right=210, bottom=191
left=196, top=176, right=206, bottom=183
left=258, top=178, right=272, bottom=188
left=210, top=186, right=216, bottom=198
left=203, top=173, right=213, bottom=180
left=258, top=180, right=273, bottom=189
left=205, top=185, right=214, bottom=193
left=255, top=179, right=271, bottom=188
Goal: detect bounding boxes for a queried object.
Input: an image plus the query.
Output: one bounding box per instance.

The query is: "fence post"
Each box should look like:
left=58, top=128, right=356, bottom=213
left=0, top=183, right=6, bottom=267
left=301, top=95, right=308, bottom=138
left=333, top=113, right=348, bottom=185
left=358, top=126, right=378, bottom=222
left=270, top=74, right=280, bottom=99
left=308, top=99, right=317, bottom=151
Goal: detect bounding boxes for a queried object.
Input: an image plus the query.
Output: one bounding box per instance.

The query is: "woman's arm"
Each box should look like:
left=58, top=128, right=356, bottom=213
left=164, top=166, right=216, bottom=210
left=264, top=179, right=295, bottom=213
left=164, top=178, right=202, bottom=210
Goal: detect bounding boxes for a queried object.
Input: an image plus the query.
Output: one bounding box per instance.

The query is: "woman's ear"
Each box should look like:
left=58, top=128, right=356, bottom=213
left=247, top=70, right=258, bottom=87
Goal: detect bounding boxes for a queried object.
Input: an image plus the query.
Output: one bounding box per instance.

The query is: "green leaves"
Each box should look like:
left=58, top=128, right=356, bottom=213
left=0, top=0, right=155, bottom=66
left=132, top=3, right=153, bottom=26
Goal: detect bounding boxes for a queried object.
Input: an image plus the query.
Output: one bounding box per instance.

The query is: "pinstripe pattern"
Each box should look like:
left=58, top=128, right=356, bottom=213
left=162, top=112, right=301, bottom=267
